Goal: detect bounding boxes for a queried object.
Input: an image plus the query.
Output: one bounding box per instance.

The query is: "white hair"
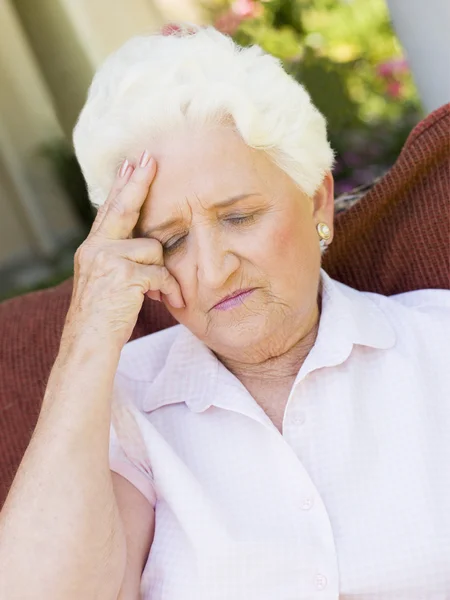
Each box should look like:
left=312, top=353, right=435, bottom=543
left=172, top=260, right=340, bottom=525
left=73, top=23, right=334, bottom=209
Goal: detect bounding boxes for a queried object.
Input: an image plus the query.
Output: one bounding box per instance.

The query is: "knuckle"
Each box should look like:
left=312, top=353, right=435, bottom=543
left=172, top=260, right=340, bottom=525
left=129, top=237, right=163, bottom=263
left=75, top=242, right=95, bottom=265
left=111, top=196, right=141, bottom=222
left=114, top=258, right=134, bottom=280
left=108, top=199, right=128, bottom=220
left=93, top=248, right=109, bottom=266
left=77, top=245, right=113, bottom=274
left=145, top=237, right=163, bottom=260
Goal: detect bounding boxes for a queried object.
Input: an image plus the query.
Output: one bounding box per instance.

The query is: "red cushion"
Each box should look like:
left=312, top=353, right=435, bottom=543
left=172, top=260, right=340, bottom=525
left=323, top=103, right=450, bottom=293
left=0, top=286, right=175, bottom=506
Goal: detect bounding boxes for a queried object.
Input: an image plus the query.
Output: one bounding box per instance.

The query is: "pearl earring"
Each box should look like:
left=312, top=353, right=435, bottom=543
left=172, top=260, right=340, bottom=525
left=317, top=222, right=331, bottom=248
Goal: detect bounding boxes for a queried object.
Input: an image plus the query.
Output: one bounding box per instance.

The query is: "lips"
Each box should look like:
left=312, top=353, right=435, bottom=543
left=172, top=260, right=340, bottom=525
left=213, top=288, right=256, bottom=310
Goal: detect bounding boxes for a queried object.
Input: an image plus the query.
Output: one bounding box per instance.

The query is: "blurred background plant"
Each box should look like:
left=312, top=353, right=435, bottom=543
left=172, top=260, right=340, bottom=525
left=0, top=0, right=427, bottom=301
left=206, top=0, right=423, bottom=194
left=0, top=142, right=92, bottom=303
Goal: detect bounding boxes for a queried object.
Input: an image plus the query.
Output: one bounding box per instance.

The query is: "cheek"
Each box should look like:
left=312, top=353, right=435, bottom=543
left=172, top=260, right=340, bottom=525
left=262, top=215, right=319, bottom=289
left=166, top=256, right=191, bottom=295
left=268, top=217, right=311, bottom=262
left=272, top=222, right=295, bottom=253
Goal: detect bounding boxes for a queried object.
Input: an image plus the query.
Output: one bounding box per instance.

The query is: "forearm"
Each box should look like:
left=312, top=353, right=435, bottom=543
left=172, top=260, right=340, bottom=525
left=0, top=336, right=126, bottom=600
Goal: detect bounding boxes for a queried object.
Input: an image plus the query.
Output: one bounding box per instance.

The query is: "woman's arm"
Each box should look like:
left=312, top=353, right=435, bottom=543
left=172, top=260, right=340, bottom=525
left=113, top=473, right=155, bottom=599
left=0, top=153, right=182, bottom=600
left=0, top=339, right=127, bottom=600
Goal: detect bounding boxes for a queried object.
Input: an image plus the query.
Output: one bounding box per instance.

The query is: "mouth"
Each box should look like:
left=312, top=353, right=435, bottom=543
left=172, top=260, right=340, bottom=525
left=212, top=288, right=256, bottom=311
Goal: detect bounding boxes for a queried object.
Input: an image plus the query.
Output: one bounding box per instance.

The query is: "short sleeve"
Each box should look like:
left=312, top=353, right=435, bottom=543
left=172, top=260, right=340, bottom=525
left=109, top=383, right=157, bottom=508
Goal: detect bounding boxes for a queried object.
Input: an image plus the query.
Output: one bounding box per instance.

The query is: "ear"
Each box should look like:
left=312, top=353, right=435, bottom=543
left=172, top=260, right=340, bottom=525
left=311, top=171, right=335, bottom=242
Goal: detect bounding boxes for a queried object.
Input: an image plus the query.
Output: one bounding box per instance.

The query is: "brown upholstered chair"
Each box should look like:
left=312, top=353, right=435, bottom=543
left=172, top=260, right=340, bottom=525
left=1, top=103, right=449, bottom=509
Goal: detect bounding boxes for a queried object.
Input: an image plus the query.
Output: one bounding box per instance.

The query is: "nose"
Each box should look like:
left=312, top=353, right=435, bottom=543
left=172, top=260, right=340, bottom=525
left=195, top=226, right=240, bottom=290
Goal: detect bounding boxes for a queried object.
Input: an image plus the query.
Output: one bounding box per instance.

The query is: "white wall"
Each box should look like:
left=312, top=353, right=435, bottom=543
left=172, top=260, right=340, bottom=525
left=386, top=0, right=450, bottom=113
left=62, top=0, right=205, bottom=68
left=0, top=0, right=81, bottom=263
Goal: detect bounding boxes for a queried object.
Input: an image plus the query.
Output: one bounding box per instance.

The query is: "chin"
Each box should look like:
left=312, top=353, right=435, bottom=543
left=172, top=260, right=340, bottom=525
left=206, top=314, right=270, bottom=351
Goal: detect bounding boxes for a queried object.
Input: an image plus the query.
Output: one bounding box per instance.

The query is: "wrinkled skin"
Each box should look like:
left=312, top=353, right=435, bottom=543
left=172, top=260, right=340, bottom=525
left=134, top=124, right=335, bottom=388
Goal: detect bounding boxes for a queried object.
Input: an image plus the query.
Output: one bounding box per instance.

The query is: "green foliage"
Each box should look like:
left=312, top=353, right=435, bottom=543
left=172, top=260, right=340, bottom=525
left=207, top=0, right=423, bottom=194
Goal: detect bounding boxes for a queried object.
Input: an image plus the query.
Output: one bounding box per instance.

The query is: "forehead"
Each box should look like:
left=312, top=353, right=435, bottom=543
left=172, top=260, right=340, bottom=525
left=138, top=125, right=284, bottom=220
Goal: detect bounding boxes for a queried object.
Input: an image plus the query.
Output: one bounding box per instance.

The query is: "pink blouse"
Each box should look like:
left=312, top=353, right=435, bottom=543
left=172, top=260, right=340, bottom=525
left=109, top=268, right=450, bottom=599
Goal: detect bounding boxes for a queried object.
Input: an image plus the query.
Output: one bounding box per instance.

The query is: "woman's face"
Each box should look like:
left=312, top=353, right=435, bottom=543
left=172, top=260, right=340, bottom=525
left=135, top=125, right=334, bottom=364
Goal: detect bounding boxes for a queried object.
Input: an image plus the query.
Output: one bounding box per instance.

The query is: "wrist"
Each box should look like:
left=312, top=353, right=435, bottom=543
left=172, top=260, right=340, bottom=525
left=57, top=330, right=122, bottom=369
left=41, top=331, right=122, bottom=420
left=59, top=317, right=125, bottom=358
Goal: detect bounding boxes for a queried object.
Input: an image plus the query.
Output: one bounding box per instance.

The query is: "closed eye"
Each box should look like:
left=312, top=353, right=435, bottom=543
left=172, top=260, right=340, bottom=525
left=163, top=234, right=186, bottom=253
left=163, top=215, right=255, bottom=253
left=225, top=214, right=255, bottom=225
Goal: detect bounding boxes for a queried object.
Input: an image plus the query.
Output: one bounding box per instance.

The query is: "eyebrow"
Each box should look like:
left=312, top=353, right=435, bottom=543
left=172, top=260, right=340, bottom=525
left=140, top=193, right=261, bottom=237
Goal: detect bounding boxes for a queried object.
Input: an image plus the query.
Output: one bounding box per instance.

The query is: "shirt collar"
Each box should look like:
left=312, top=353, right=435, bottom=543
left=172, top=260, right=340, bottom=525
left=142, top=268, right=396, bottom=414
left=297, top=268, right=396, bottom=378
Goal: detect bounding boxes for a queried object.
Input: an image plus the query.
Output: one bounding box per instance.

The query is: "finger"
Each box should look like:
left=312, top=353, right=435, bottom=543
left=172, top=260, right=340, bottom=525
left=146, top=289, right=162, bottom=302
left=133, top=262, right=185, bottom=308
left=96, top=151, right=156, bottom=240
left=114, top=237, right=164, bottom=267
left=118, top=237, right=162, bottom=302
left=89, top=161, right=135, bottom=236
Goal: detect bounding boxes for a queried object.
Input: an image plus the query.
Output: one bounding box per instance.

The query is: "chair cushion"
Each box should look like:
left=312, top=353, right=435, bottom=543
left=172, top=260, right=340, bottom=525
left=323, top=103, right=450, bottom=294
left=0, top=285, right=175, bottom=506
left=0, top=103, right=449, bottom=508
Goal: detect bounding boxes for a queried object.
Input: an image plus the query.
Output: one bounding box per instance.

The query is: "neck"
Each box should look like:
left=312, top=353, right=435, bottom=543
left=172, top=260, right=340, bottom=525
left=218, top=294, right=322, bottom=391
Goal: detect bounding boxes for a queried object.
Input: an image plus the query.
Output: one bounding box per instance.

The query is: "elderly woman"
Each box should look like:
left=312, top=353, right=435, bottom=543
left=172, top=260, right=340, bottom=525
left=0, top=24, right=449, bottom=600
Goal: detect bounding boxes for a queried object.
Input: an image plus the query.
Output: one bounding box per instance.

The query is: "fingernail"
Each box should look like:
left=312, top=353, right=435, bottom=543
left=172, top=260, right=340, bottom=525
left=169, top=298, right=185, bottom=309
left=139, top=150, right=150, bottom=168
left=119, top=159, right=129, bottom=177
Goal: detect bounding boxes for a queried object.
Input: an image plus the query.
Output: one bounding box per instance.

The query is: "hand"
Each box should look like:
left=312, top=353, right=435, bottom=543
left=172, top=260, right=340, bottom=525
left=62, top=150, right=185, bottom=350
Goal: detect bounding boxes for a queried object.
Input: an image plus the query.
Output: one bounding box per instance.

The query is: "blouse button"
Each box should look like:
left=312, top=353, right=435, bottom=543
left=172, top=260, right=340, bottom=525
left=301, top=497, right=314, bottom=510
left=314, top=573, right=328, bottom=590
left=292, top=412, right=306, bottom=425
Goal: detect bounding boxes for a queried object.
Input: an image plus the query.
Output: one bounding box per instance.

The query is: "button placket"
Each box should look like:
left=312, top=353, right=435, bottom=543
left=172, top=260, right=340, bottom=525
left=314, top=573, right=328, bottom=590
left=301, top=497, right=314, bottom=510
left=292, top=411, right=306, bottom=425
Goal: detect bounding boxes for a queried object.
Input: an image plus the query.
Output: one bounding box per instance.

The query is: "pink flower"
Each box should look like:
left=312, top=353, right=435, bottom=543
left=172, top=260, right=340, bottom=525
left=214, top=11, right=244, bottom=35
left=161, top=23, right=198, bottom=37
left=231, top=0, right=261, bottom=18
left=161, top=23, right=181, bottom=36
left=376, top=58, right=409, bottom=79
left=386, top=80, right=403, bottom=98
left=215, top=1, right=262, bottom=36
